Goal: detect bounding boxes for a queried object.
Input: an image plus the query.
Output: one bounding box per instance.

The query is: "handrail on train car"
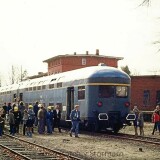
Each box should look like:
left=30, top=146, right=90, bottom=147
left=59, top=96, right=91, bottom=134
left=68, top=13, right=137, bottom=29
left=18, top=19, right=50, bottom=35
left=98, top=113, right=108, bottom=120
left=126, top=113, right=136, bottom=121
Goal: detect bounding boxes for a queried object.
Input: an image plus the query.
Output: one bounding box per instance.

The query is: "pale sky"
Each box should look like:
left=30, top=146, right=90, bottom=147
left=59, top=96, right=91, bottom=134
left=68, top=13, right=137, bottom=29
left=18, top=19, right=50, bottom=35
left=0, top=0, right=160, bottom=85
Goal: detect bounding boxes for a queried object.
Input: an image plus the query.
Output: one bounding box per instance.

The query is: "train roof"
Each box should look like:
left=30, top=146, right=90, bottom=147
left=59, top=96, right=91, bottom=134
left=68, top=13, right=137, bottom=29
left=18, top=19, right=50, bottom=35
left=60, top=65, right=130, bottom=82
left=0, top=65, right=130, bottom=90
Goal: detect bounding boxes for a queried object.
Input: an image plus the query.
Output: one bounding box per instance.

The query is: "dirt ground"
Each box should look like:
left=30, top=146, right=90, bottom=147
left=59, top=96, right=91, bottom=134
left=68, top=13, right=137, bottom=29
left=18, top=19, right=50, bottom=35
left=19, top=122, right=160, bottom=160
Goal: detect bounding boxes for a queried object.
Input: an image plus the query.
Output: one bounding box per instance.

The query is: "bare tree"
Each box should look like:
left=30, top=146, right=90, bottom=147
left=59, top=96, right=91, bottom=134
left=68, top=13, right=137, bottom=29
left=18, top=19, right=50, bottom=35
left=10, top=65, right=28, bottom=84
left=140, top=0, right=160, bottom=52
left=139, top=0, right=151, bottom=7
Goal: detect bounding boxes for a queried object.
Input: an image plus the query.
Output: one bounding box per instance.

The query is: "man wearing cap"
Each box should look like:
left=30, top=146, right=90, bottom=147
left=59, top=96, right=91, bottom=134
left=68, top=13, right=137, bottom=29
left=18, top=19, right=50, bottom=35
left=33, top=101, right=39, bottom=126
left=18, top=101, right=25, bottom=124
left=37, top=104, right=45, bottom=134
left=13, top=106, right=22, bottom=134
left=26, top=105, right=35, bottom=137
left=69, top=105, right=81, bottom=138
left=46, top=106, right=54, bottom=134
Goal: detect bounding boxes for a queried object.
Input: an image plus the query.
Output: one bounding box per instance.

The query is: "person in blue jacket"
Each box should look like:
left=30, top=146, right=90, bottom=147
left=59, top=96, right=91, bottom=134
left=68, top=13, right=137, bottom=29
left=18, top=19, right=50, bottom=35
left=69, top=105, right=81, bottom=138
left=46, top=106, right=54, bottom=134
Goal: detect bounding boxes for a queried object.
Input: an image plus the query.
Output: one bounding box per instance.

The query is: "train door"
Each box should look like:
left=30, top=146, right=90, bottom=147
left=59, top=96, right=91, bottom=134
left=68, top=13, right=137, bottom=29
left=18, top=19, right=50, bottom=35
left=66, top=87, right=74, bottom=120
left=19, top=93, right=23, bottom=101
left=13, top=93, right=17, bottom=102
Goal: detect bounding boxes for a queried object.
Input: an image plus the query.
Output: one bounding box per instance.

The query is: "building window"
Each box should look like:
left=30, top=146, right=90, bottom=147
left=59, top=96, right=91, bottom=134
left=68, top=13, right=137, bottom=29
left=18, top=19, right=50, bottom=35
left=143, top=90, right=150, bottom=106
left=156, top=90, right=160, bottom=104
left=82, top=58, right=86, bottom=65
left=78, top=86, right=85, bottom=100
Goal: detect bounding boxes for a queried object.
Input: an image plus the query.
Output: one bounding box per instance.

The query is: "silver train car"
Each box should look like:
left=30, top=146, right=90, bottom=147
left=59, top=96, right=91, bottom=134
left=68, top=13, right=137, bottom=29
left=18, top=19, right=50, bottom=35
left=0, top=64, right=131, bottom=132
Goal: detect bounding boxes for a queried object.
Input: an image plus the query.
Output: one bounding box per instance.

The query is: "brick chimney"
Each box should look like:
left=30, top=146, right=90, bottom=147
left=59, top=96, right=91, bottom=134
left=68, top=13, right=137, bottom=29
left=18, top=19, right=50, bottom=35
left=96, top=49, right=99, bottom=55
left=74, top=52, right=76, bottom=55
left=86, top=51, right=89, bottom=55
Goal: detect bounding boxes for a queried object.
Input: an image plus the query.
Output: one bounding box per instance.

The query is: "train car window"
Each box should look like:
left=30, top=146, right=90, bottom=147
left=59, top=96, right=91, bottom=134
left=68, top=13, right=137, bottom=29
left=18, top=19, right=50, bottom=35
left=57, top=83, right=62, bottom=88
left=42, top=85, right=46, bottom=90
left=29, top=87, right=32, bottom=91
left=99, top=86, right=114, bottom=98
left=33, top=86, right=36, bottom=91
left=49, top=84, right=54, bottom=89
left=37, top=86, right=41, bottom=90
left=49, top=103, right=54, bottom=106
left=116, top=86, right=128, bottom=98
left=78, top=86, right=85, bottom=100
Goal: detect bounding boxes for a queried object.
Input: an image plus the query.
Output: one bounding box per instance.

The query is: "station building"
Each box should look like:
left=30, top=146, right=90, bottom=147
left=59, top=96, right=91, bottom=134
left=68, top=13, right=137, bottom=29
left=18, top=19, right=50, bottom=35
left=43, top=49, right=123, bottom=75
left=43, top=49, right=160, bottom=111
left=131, top=75, right=160, bottom=111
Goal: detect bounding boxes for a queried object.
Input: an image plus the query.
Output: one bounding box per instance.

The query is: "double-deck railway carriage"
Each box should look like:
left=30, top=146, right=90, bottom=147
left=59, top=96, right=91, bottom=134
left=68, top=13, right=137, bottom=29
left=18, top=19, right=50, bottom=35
left=0, top=64, right=131, bottom=133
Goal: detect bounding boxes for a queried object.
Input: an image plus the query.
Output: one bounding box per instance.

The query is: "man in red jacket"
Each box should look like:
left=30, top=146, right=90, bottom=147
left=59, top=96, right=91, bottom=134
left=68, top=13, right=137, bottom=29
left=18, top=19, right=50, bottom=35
left=152, top=105, right=160, bottom=135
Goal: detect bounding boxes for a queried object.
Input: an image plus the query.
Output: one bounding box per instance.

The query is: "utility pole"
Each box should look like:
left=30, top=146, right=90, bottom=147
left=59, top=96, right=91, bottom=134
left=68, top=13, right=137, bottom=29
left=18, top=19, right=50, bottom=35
left=12, top=65, right=14, bottom=84
left=21, top=65, right=22, bottom=81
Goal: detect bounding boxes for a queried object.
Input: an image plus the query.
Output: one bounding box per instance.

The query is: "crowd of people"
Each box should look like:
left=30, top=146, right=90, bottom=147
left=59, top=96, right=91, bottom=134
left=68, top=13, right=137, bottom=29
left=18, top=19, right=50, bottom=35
left=0, top=101, right=160, bottom=138
left=0, top=101, right=62, bottom=137
left=132, top=104, right=160, bottom=136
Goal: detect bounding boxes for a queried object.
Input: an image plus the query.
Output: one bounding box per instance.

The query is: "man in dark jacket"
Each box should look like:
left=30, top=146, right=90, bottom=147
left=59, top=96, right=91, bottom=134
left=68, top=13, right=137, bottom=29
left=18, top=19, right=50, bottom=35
left=33, top=101, right=39, bottom=126
left=2, top=102, right=7, bottom=115
left=0, top=114, right=5, bottom=136
left=53, top=105, right=61, bottom=132
left=13, top=106, right=22, bottom=134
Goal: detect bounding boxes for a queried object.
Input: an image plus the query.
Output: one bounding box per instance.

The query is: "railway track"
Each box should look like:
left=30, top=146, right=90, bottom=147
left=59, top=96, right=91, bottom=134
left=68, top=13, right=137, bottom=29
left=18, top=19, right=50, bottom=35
left=61, top=127, right=160, bottom=146
left=0, top=134, right=83, bottom=160
left=87, top=131, right=160, bottom=146
left=108, top=133, right=160, bottom=146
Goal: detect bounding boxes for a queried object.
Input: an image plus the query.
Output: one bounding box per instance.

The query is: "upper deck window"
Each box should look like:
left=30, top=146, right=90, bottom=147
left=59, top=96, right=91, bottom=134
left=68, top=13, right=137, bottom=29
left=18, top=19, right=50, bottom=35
left=116, top=86, right=128, bottom=98
left=57, top=83, right=62, bottom=88
left=99, top=86, right=114, bottom=98
left=42, top=85, right=46, bottom=90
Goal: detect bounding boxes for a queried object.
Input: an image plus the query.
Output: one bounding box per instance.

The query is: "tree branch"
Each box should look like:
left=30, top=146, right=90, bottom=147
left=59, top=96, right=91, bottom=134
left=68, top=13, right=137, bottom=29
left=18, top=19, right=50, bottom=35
left=139, top=0, right=151, bottom=7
